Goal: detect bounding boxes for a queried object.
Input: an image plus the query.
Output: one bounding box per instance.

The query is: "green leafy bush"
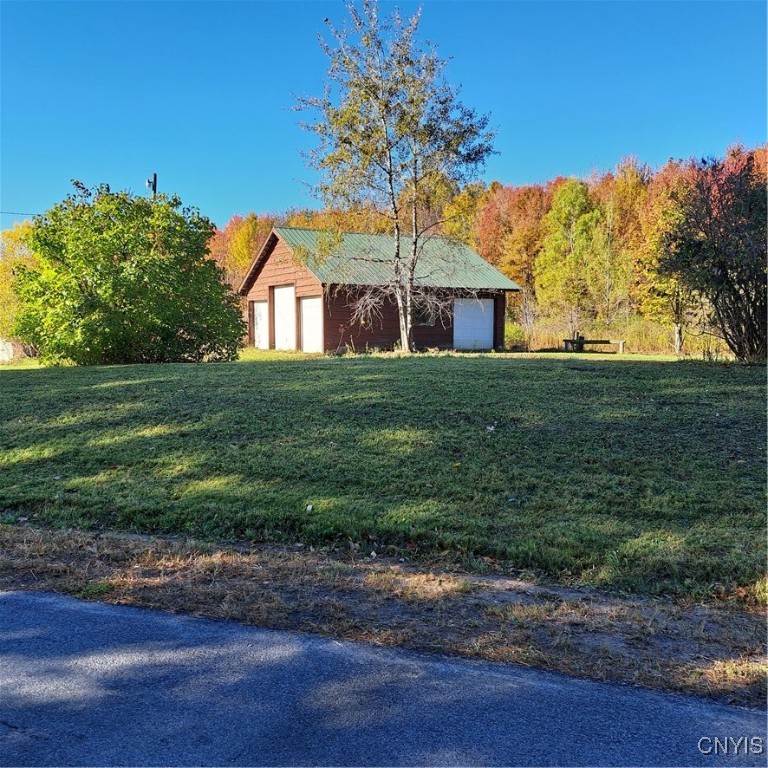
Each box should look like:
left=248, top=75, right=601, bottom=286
left=14, top=182, right=244, bottom=365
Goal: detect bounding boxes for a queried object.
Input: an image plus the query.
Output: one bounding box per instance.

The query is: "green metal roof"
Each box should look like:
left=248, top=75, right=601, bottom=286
left=273, top=226, right=520, bottom=291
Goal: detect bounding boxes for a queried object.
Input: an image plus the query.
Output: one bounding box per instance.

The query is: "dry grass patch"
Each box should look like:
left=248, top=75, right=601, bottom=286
left=1, top=524, right=765, bottom=708
left=363, top=570, right=476, bottom=600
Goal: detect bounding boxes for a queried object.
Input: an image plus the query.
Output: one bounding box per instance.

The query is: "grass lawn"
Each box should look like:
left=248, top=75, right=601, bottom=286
left=1, top=351, right=765, bottom=600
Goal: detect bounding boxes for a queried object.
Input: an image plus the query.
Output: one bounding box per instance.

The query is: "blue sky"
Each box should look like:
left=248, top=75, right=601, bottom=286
left=1, top=1, right=765, bottom=229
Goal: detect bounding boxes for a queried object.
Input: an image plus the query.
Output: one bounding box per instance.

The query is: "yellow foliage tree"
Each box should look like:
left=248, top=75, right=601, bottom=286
left=0, top=221, right=36, bottom=341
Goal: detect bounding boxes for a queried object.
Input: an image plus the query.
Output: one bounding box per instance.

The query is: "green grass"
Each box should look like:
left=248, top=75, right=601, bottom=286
left=1, top=351, right=765, bottom=598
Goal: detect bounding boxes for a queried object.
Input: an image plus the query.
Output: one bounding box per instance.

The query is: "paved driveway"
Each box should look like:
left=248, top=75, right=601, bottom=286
left=1, top=591, right=765, bottom=766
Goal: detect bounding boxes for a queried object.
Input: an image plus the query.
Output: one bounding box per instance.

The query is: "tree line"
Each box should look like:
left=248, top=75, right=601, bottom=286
left=209, top=144, right=765, bottom=361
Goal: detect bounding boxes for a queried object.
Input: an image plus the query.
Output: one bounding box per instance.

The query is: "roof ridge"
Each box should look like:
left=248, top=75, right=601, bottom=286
left=276, top=225, right=393, bottom=237
left=275, top=225, right=461, bottom=242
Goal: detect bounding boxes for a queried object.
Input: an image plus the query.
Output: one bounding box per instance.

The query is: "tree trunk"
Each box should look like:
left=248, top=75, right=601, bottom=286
left=395, top=286, right=410, bottom=352
left=674, top=323, right=684, bottom=354
left=391, top=221, right=412, bottom=353
left=405, top=292, right=414, bottom=352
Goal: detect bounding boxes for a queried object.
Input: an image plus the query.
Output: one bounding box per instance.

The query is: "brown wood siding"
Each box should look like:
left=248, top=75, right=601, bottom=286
left=245, top=239, right=322, bottom=301
left=245, top=302, right=254, bottom=347
left=323, top=287, right=507, bottom=351
left=494, top=293, right=506, bottom=350
left=323, top=291, right=405, bottom=352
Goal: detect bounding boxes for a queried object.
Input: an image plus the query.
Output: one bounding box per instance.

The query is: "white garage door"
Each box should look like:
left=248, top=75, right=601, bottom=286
left=252, top=301, right=269, bottom=349
left=273, top=285, right=296, bottom=350
left=453, top=298, right=495, bottom=350
left=300, top=296, right=324, bottom=353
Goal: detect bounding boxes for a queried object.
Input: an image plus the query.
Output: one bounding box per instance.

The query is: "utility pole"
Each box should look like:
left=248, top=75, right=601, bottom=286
left=146, top=173, right=157, bottom=199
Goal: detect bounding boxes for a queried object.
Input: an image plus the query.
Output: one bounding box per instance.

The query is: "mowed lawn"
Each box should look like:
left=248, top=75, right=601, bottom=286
left=1, top=352, right=765, bottom=599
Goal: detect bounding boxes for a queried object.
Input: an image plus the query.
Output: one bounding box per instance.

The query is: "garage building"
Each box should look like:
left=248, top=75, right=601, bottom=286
left=237, top=227, right=520, bottom=352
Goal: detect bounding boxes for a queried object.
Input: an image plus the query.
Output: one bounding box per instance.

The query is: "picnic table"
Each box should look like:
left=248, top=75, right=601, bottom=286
left=563, top=336, right=626, bottom=354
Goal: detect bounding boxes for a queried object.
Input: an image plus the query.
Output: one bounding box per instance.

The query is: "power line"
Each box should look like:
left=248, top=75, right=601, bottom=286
left=0, top=211, right=41, bottom=216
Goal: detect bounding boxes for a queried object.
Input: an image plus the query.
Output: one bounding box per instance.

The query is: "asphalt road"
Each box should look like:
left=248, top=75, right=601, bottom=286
left=1, top=591, right=765, bottom=767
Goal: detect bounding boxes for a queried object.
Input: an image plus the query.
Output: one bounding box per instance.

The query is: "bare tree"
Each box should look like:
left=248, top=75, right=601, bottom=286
left=297, top=0, right=494, bottom=351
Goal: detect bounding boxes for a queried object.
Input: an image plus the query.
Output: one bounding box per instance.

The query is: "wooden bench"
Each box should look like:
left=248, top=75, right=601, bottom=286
left=563, top=337, right=626, bottom=354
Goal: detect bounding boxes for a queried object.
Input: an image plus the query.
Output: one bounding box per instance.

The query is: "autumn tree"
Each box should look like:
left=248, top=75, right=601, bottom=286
left=210, top=213, right=276, bottom=289
left=475, top=182, right=511, bottom=267
left=298, top=0, right=494, bottom=351
left=470, top=182, right=552, bottom=329
left=284, top=206, right=391, bottom=235
left=583, top=205, right=631, bottom=324
left=0, top=221, right=37, bottom=346
left=535, top=179, right=596, bottom=333
left=496, top=186, right=550, bottom=288
left=658, top=147, right=767, bottom=362
left=441, top=182, right=488, bottom=249
left=496, top=184, right=552, bottom=328
left=637, top=160, right=701, bottom=353
left=14, top=183, right=244, bottom=365
left=592, top=159, right=650, bottom=316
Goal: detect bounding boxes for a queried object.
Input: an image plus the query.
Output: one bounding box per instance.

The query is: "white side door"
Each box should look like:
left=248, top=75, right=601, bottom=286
left=300, top=296, right=324, bottom=353
left=453, top=298, right=494, bottom=350
left=252, top=301, right=269, bottom=349
left=273, top=285, right=296, bottom=350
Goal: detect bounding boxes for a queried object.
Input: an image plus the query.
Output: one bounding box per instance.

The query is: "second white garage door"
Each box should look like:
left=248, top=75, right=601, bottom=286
left=300, top=296, right=323, bottom=353
left=273, top=285, right=296, bottom=350
left=453, top=298, right=494, bottom=350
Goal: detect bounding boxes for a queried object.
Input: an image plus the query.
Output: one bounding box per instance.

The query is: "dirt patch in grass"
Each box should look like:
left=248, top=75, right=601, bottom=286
left=2, top=524, right=764, bottom=709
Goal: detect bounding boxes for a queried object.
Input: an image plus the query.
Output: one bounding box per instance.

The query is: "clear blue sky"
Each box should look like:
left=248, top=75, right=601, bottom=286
left=1, top=1, right=765, bottom=229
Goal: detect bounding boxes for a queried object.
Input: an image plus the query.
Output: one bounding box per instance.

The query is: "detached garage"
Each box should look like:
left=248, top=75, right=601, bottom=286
left=238, top=227, right=520, bottom=352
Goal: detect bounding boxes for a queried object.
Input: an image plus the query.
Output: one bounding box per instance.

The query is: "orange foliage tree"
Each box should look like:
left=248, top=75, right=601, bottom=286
left=210, top=213, right=277, bottom=289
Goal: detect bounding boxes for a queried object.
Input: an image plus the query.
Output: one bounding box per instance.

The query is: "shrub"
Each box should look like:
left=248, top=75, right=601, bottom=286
left=14, top=183, right=245, bottom=365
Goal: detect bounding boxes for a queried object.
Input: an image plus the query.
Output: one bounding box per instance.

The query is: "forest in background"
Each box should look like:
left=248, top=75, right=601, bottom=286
left=208, top=144, right=766, bottom=357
